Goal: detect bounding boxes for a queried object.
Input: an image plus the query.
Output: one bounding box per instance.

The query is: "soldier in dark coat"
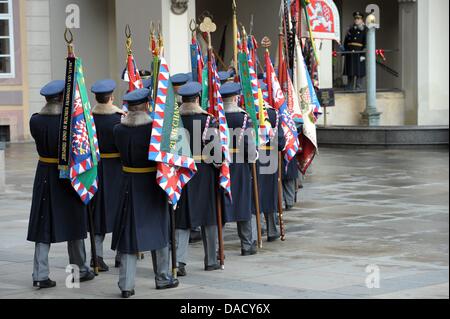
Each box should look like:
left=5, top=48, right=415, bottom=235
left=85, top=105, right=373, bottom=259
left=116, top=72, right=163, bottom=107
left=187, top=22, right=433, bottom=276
left=27, top=80, right=95, bottom=289
left=89, top=79, right=125, bottom=272
left=171, top=73, right=202, bottom=244
left=175, top=82, right=221, bottom=276
left=344, top=11, right=368, bottom=90
left=220, top=82, right=258, bottom=256
left=111, top=88, right=179, bottom=298
left=257, top=81, right=286, bottom=242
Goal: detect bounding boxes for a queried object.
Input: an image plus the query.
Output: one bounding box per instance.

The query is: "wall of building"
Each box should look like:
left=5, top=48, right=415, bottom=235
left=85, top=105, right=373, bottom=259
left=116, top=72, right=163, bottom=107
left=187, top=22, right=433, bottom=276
left=417, top=0, right=449, bottom=126
left=0, top=0, right=28, bottom=141
left=26, top=0, right=51, bottom=119
left=196, top=0, right=281, bottom=70
left=115, top=0, right=196, bottom=95
left=114, top=0, right=161, bottom=99
left=49, top=0, right=112, bottom=103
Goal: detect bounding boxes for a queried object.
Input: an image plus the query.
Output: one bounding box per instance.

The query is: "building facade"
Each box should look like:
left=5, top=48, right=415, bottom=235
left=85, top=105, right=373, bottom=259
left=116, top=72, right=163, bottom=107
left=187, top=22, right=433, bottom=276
left=0, top=0, right=448, bottom=142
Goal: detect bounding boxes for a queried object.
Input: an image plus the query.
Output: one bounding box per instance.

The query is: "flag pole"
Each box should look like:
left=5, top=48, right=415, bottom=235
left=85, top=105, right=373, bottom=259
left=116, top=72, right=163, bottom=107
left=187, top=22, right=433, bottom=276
left=169, top=205, right=178, bottom=278
left=232, top=0, right=238, bottom=72
left=251, top=163, right=263, bottom=248
left=240, top=25, right=263, bottom=249
left=263, top=37, right=286, bottom=241
left=64, top=29, right=99, bottom=274
left=200, top=17, right=225, bottom=270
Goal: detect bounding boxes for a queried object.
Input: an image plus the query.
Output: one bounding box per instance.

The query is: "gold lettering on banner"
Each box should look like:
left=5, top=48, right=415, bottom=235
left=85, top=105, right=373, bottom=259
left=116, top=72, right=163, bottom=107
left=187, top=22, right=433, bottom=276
left=59, top=58, right=74, bottom=167
left=170, top=103, right=180, bottom=150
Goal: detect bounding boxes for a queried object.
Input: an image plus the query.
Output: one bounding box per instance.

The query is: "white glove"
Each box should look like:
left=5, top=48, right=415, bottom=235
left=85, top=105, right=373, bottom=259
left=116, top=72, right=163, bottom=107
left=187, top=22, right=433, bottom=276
left=360, top=56, right=366, bottom=62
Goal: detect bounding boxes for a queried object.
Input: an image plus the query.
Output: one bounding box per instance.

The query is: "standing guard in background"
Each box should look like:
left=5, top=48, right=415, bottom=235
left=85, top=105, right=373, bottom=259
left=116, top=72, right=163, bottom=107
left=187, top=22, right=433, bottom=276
left=175, top=82, right=222, bottom=277
left=89, top=79, right=125, bottom=271
left=112, top=88, right=179, bottom=298
left=257, top=80, right=286, bottom=242
left=220, top=82, right=258, bottom=256
left=343, top=11, right=368, bottom=91
left=28, top=80, right=95, bottom=288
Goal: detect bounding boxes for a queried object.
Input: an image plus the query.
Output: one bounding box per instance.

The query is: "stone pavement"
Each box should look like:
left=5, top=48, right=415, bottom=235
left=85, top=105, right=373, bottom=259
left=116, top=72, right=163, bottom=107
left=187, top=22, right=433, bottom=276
left=0, top=143, right=448, bottom=299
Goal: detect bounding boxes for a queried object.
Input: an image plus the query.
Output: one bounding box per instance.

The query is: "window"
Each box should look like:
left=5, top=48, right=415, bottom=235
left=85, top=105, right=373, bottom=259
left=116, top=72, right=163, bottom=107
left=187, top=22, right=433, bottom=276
left=0, top=0, right=14, bottom=78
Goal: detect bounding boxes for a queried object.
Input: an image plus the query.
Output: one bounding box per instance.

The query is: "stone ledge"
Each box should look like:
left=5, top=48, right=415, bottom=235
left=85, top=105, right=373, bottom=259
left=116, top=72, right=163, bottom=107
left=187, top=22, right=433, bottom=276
left=317, top=126, right=449, bottom=148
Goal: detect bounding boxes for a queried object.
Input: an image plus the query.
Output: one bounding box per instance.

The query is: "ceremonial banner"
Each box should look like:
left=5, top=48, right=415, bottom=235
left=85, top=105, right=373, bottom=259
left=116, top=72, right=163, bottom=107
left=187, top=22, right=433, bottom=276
left=60, top=57, right=100, bottom=205
left=246, top=36, right=274, bottom=146
left=122, top=54, right=143, bottom=111
left=148, top=58, right=197, bottom=207
left=238, top=52, right=260, bottom=146
left=201, top=62, right=209, bottom=110
left=190, top=36, right=204, bottom=83
left=265, top=51, right=299, bottom=164
left=58, top=57, right=76, bottom=171
left=122, top=54, right=143, bottom=92
left=300, top=0, right=340, bottom=42
left=287, top=70, right=304, bottom=124
left=294, top=37, right=319, bottom=174
left=210, top=57, right=232, bottom=197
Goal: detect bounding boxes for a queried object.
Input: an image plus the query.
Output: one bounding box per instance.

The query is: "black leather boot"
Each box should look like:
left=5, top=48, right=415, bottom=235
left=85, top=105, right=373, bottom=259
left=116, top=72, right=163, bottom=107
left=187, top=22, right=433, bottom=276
left=33, top=278, right=56, bottom=289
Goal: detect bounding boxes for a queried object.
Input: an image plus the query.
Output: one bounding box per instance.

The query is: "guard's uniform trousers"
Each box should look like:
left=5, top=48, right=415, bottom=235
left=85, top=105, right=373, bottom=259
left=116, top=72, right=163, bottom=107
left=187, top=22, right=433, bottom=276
left=222, top=110, right=258, bottom=252
left=255, top=107, right=286, bottom=239
left=282, top=154, right=300, bottom=208
left=28, top=103, right=92, bottom=281
left=90, top=104, right=124, bottom=264
left=111, top=115, right=172, bottom=291
left=175, top=105, right=221, bottom=269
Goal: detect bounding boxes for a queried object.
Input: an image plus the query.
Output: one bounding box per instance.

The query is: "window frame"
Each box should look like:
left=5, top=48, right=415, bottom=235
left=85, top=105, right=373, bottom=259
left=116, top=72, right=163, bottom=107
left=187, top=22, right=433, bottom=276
left=0, top=0, right=15, bottom=79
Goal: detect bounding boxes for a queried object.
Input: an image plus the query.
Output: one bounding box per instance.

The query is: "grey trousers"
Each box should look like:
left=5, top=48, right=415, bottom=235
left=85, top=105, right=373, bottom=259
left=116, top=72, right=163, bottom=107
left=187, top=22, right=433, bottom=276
left=118, top=247, right=170, bottom=292
left=175, top=226, right=218, bottom=268
left=252, top=213, right=278, bottom=240
left=237, top=220, right=254, bottom=251
left=282, top=178, right=296, bottom=207
left=265, top=213, right=279, bottom=238
left=94, top=234, right=121, bottom=262
left=94, top=235, right=104, bottom=258
left=32, top=240, right=91, bottom=282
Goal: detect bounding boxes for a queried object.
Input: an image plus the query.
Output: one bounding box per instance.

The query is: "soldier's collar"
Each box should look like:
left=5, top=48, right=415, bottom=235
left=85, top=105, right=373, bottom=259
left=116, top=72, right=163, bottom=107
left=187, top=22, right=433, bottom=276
left=223, top=101, right=245, bottom=114
left=179, top=102, right=208, bottom=116
left=92, top=103, right=125, bottom=115
left=39, top=102, right=62, bottom=115
left=121, top=111, right=152, bottom=127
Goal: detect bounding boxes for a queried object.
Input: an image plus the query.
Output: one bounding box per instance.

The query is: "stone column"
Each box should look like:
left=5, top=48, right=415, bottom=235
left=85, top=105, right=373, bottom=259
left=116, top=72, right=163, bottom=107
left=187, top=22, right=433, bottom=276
left=398, top=0, right=418, bottom=125
left=361, top=13, right=381, bottom=126
left=161, top=0, right=196, bottom=74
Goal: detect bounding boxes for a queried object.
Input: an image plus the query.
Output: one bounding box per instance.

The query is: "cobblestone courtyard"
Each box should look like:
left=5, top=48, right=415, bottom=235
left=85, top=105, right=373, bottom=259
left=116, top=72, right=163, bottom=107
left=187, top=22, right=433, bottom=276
left=0, top=143, right=448, bottom=299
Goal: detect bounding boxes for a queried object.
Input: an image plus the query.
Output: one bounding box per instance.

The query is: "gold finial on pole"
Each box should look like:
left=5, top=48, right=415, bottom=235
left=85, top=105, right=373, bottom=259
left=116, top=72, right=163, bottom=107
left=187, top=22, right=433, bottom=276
left=189, top=19, right=197, bottom=39
left=249, top=14, right=254, bottom=36
left=199, top=16, right=217, bottom=50
left=232, top=0, right=238, bottom=71
left=157, top=22, right=164, bottom=56
left=125, top=24, right=132, bottom=55
left=64, top=28, right=74, bottom=57
left=261, top=36, right=272, bottom=52
left=241, top=24, right=247, bottom=38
